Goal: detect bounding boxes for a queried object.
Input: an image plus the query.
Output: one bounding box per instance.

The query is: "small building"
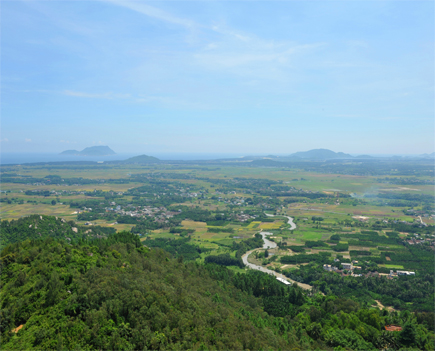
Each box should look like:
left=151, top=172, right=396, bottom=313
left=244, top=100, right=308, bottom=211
left=365, top=271, right=379, bottom=277
left=323, top=264, right=332, bottom=271
left=385, top=325, right=402, bottom=332
left=397, top=270, right=415, bottom=276
left=352, top=215, right=370, bottom=222
left=342, top=263, right=353, bottom=270
left=276, top=277, right=291, bottom=285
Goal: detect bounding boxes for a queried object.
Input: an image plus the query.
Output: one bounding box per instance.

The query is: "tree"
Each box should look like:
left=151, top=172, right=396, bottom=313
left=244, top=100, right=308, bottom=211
left=330, top=234, right=341, bottom=241
left=265, top=249, right=269, bottom=258
left=51, top=200, right=56, bottom=205
left=399, top=320, right=417, bottom=346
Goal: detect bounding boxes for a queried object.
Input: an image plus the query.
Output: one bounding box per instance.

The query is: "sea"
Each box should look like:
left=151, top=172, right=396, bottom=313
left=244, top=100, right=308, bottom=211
left=0, top=153, right=246, bottom=165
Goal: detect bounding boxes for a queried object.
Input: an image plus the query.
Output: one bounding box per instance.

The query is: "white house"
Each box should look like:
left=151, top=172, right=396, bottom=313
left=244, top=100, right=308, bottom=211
left=342, top=263, right=353, bottom=270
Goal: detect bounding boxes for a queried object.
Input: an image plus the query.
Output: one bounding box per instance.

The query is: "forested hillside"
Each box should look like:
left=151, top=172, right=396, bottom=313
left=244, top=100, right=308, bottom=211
left=0, top=233, right=296, bottom=350
left=0, top=215, right=115, bottom=250
left=0, top=217, right=434, bottom=350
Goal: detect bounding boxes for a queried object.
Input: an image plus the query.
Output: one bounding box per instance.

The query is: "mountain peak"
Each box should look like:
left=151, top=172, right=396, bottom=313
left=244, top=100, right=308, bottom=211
left=60, top=146, right=116, bottom=156
left=123, top=154, right=160, bottom=164
left=289, top=149, right=353, bottom=159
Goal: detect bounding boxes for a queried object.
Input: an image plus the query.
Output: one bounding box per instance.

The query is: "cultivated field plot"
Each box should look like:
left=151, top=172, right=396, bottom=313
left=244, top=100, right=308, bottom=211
left=2, top=161, right=433, bottom=282
left=0, top=203, right=74, bottom=220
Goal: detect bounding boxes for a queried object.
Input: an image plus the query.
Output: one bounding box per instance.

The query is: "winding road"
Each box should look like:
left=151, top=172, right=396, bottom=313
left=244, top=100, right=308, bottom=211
left=241, top=214, right=313, bottom=290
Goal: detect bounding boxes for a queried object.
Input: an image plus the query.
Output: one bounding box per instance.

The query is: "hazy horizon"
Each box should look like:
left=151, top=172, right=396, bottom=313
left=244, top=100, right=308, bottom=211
left=0, top=146, right=430, bottom=164
left=1, top=1, right=434, bottom=155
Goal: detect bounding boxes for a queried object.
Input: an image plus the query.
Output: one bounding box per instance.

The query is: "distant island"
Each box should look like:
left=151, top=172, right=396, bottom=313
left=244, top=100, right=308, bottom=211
left=60, top=146, right=116, bottom=156
left=288, top=149, right=353, bottom=159
left=285, top=149, right=435, bottom=160
left=122, top=154, right=160, bottom=164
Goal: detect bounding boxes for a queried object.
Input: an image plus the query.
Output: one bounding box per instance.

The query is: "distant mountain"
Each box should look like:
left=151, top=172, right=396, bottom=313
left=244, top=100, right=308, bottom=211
left=60, top=150, right=80, bottom=155
left=250, top=159, right=286, bottom=167
left=123, top=154, right=160, bottom=164
left=239, top=155, right=278, bottom=161
left=80, top=146, right=116, bottom=156
left=288, top=149, right=353, bottom=159
left=419, top=152, right=435, bottom=158
left=355, top=155, right=376, bottom=159
left=60, top=146, right=116, bottom=156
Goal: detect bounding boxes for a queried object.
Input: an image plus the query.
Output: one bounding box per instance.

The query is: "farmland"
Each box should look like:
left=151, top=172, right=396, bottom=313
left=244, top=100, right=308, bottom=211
left=1, top=159, right=434, bottom=313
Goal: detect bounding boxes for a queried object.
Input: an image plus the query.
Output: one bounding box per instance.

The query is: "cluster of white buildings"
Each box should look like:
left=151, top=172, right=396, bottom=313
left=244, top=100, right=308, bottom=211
left=217, top=196, right=247, bottom=206
left=323, top=263, right=416, bottom=278
left=104, top=204, right=180, bottom=221
left=389, top=270, right=415, bottom=277
left=323, top=264, right=338, bottom=272
left=323, top=260, right=363, bottom=276
left=236, top=213, right=256, bottom=221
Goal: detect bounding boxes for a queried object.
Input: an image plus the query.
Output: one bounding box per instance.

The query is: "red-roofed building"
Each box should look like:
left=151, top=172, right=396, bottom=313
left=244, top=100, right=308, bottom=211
left=385, top=325, right=402, bottom=332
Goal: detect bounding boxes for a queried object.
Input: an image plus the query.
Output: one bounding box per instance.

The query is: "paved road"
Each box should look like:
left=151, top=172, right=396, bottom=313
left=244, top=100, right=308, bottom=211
left=241, top=249, right=313, bottom=290
left=240, top=213, right=313, bottom=290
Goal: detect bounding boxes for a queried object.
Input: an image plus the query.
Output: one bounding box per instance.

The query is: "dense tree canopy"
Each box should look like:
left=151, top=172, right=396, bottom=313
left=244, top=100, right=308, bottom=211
left=1, top=216, right=434, bottom=350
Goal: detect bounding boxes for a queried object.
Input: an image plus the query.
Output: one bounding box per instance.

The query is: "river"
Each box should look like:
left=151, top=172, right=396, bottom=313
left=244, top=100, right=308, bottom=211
left=265, top=213, right=297, bottom=230
left=240, top=214, right=313, bottom=290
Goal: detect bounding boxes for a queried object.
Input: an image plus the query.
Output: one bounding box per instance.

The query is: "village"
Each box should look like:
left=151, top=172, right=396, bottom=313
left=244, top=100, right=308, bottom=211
left=323, top=260, right=415, bottom=278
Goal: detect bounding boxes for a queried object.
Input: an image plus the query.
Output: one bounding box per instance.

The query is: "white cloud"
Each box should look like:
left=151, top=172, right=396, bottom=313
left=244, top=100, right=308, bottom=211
left=1, top=138, right=9, bottom=142
left=211, top=25, right=250, bottom=42
left=101, top=0, right=327, bottom=86
left=135, top=95, right=208, bottom=109
left=194, top=37, right=327, bottom=83
left=332, top=114, right=360, bottom=119
left=25, top=138, right=32, bottom=142
left=63, top=90, right=130, bottom=99
left=104, top=0, right=195, bottom=28
left=198, top=40, right=326, bottom=67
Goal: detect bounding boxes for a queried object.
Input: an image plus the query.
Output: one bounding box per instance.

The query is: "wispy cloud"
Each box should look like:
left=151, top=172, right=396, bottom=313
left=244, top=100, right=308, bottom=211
left=332, top=114, right=360, bottom=119
left=25, top=138, right=32, bottom=142
left=211, top=25, right=250, bottom=42
left=330, top=114, right=428, bottom=121
left=104, top=0, right=195, bottom=28
left=63, top=90, right=130, bottom=99
left=103, top=0, right=325, bottom=81
left=15, top=87, right=204, bottom=108
left=195, top=41, right=326, bottom=69
left=135, top=94, right=210, bottom=109
left=15, top=89, right=130, bottom=100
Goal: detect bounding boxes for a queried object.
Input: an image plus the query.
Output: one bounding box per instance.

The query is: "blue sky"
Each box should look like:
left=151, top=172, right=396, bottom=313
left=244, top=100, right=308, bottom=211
left=1, top=0, right=434, bottom=155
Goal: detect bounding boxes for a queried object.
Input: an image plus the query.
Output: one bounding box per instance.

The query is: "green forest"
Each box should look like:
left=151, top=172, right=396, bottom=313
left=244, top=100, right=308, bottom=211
left=1, top=216, right=434, bottom=350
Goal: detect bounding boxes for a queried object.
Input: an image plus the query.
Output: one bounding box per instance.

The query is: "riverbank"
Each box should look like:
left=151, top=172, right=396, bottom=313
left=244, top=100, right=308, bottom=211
left=265, top=213, right=297, bottom=230
left=240, top=213, right=313, bottom=290
left=241, top=249, right=313, bottom=290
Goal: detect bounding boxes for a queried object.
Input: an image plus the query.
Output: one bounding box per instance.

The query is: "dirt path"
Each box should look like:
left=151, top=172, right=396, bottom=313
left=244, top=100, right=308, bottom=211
left=372, top=299, right=396, bottom=312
